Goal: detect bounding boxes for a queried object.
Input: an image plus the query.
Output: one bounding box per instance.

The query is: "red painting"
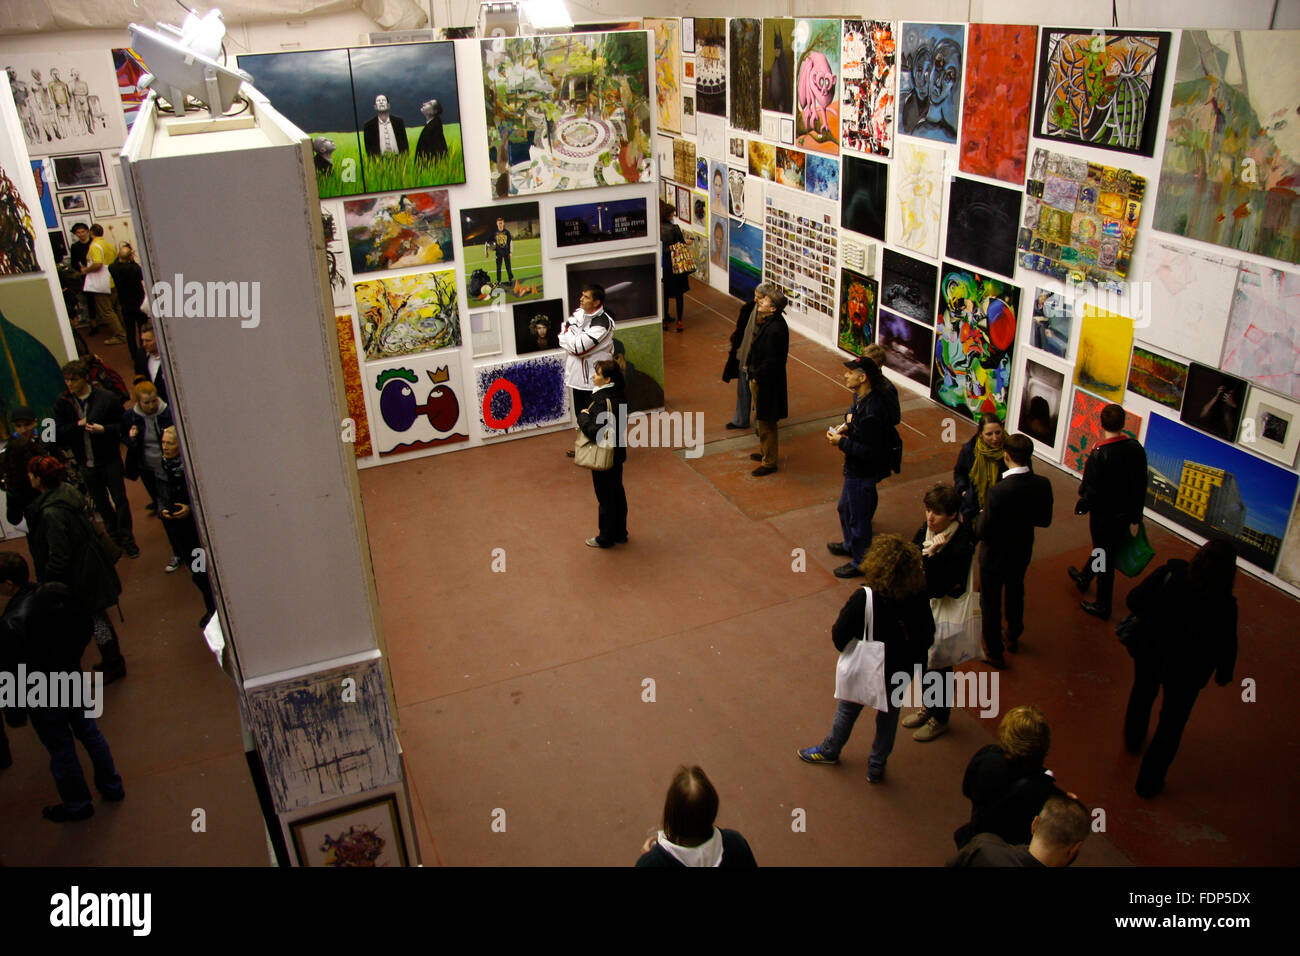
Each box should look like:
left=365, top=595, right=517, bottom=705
left=1065, top=387, right=1141, bottom=475
left=958, top=24, right=1037, bottom=184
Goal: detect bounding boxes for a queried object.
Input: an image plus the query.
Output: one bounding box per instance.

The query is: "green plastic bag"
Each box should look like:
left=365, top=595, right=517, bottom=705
left=1117, top=522, right=1156, bottom=578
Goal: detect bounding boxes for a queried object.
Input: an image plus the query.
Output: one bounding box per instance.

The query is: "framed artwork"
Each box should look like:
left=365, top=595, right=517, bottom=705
left=51, top=152, right=105, bottom=189
left=780, top=117, right=795, bottom=144
left=1240, top=388, right=1300, bottom=467
left=1127, top=345, right=1188, bottom=411
left=1016, top=356, right=1067, bottom=460
left=476, top=354, right=570, bottom=435
left=695, top=157, right=709, bottom=191
left=947, top=175, right=1020, bottom=277
left=728, top=218, right=763, bottom=302
left=320, top=201, right=354, bottom=309
left=840, top=19, right=896, bottom=156
left=697, top=112, right=727, bottom=159
left=334, top=314, right=373, bottom=458
left=1180, top=362, right=1248, bottom=443
left=354, top=269, right=461, bottom=360
left=6, top=50, right=130, bottom=157
left=840, top=154, right=887, bottom=241
left=727, top=168, right=746, bottom=218
left=30, top=159, right=57, bottom=229
left=877, top=309, right=933, bottom=387
left=709, top=216, right=727, bottom=271
left=112, top=48, right=149, bottom=128
left=880, top=249, right=938, bottom=325
left=459, top=202, right=543, bottom=304
left=748, top=141, right=775, bottom=181
left=681, top=88, right=696, bottom=135
left=775, top=147, right=805, bottom=190
left=57, top=190, right=89, bottom=215
left=728, top=135, right=747, bottom=167
left=729, top=19, right=762, bottom=133
left=344, top=190, right=453, bottom=275
left=933, top=264, right=1020, bottom=422
left=673, top=137, right=697, bottom=185
left=1139, top=238, right=1237, bottom=366
left=48, top=229, right=68, bottom=263
left=676, top=185, right=690, bottom=225
left=0, top=277, right=70, bottom=427
left=682, top=17, right=695, bottom=54
left=837, top=268, right=877, bottom=357
left=708, top=160, right=728, bottom=216
left=1029, top=288, right=1073, bottom=359
left=683, top=61, right=695, bottom=85
left=551, top=196, right=650, bottom=257
left=690, top=192, right=707, bottom=232
left=290, top=793, right=409, bottom=867
left=793, top=18, right=842, bottom=155
left=647, top=18, right=682, bottom=133
left=889, top=140, right=944, bottom=258
left=898, top=22, right=964, bottom=144
left=367, top=351, right=470, bottom=455
left=565, top=252, right=659, bottom=322
left=85, top=214, right=135, bottom=252
left=694, top=19, right=727, bottom=117
left=805, top=154, right=839, bottom=200
left=613, top=320, right=666, bottom=413
left=1073, top=306, right=1134, bottom=404
left=1065, top=387, right=1141, bottom=475
left=0, top=164, right=40, bottom=276
left=959, top=24, right=1036, bottom=183
left=761, top=18, right=796, bottom=118
left=512, top=298, right=564, bottom=355
left=655, top=135, right=674, bottom=181
left=470, top=309, right=503, bottom=359
left=1033, top=29, right=1170, bottom=157
left=1221, top=264, right=1300, bottom=401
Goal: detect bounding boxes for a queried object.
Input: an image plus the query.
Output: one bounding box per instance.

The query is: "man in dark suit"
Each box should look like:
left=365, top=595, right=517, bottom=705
left=973, top=433, right=1053, bottom=667
left=362, top=94, right=408, bottom=158
left=133, top=326, right=169, bottom=405
left=1068, top=402, right=1148, bottom=620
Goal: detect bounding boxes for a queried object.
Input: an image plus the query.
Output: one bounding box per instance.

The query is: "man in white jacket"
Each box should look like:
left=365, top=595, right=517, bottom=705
left=559, top=285, right=616, bottom=453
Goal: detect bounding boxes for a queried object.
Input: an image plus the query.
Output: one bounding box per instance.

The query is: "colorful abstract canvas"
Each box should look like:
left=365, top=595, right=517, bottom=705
left=889, top=140, right=944, bottom=258
left=840, top=19, right=895, bottom=156
left=837, top=268, right=877, bottom=357
left=459, top=203, right=543, bottom=304
left=1221, top=264, right=1300, bottom=400
left=898, top=23, right=964, bottom=145
left=841, top=155, right=888, bottom=241
left=343, top=190, right=453, bottom=275
left=1152, top=30, right=1300, bottom=264
left=775, top=147, right=805, bottom=190
left=695, top=19, right=727, bottom=117
left=877, top=309, right=933, bottom=387
left=30, top=160, right=56, bottom=229
left=0, top=163, right=40, bottom=275
left=729, top=19, right=762, bottom=133
left=748, top=141, right=775, bottom=181
left=1073, top=306, right=1135, bottom=404
left=481, top=32, right=651, bottom=198
left=805, top=154, right=839, bottom=200
left=1065, top=387, right=1141, bottom=475
left=1180, top=362, right=1248, bottom=443
left=1020, top=147, right=1144, bottom=286
left=880, top=249, right=937, bottom=324
left=1127, top=346, right=1188, bottom=410
left=368, top=351, right=469, bottom=456
left=792, top=19, right=841, bottom=155
left=947, top=176, right=1020, bottom=278
left=1033, top=29, right=1170, bottom=156
left=335, top=314, right=372, bottom=458
left=1029, top=288, right=1072, bottom=358
left=355, top=270, right=461, bottom=360
left=933, top=265, right=1020, bottom=422
left=647, top=18, right=682, bottom=133
left=476, top=354, right=570, bottom=435
left=762, top=18, right=797, bottom=118
left=959, top=24, right=1037, bottom=184
left=729, top=218, right=763, bottom=301
left=1139, top=238, right=1237, bottom=366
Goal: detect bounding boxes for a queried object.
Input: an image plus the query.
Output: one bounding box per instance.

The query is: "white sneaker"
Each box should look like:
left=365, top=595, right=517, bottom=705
left=900, top=708, right=929, bottom=730
left=165, top=556, right=182, bottom=573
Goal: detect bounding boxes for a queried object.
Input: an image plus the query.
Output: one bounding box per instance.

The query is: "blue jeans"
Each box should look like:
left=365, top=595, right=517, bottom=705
left=29, top=708, right=124, bottom=812
left=819, top=699, right=904, bottom=778
left=838, top=476, right=878, bottom=563
left=731, top=374, right=751, bottom=427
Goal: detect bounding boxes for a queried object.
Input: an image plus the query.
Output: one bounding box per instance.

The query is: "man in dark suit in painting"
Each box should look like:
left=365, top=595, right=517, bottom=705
left=362, top=94, right=408, bottom=157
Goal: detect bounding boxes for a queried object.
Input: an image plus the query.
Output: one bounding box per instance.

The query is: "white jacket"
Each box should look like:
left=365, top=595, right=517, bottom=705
left=558, top=307, right=615, bottom=390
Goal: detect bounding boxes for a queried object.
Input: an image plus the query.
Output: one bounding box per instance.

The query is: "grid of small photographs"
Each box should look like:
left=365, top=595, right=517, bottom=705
left=762, top=193, right=838, bottom=321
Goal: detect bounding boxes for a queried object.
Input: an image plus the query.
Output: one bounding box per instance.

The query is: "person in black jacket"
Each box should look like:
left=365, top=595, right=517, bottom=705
left=745, top=283, right=789, bottom=476
left=954, top=412, right=1005, bottom=523
left=157, top=427, right=217, bottom=624
left=1124, top=540, right=1238, bottom=798
left=827, top=356, right=898, bottom=578
left=133, top=326, right=169, bottom=405
left=576, top=361, right=628, bottom=550
left=1, top=406, right=59, bottom=528
left=798, top=534, right=935, bottom=783
left=902, top=484, right=976, bottom=742
left=722, top=298, right=756, bottom=430
left=948, top=794, right=1090, bottom=867
left=659, top=204, right=690, bottom=332
left=635, top=765, right=757, bottom=867
left=1068, top=402, right=1148, bottom=620
left=107, top=241, right=147, bottom=365
left=53, top=359, right=138, bottom=558
left=973, top=433, right=1053, bottom=668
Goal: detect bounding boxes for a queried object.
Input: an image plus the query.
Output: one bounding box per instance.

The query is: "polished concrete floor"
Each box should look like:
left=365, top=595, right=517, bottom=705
left=3, top=282, right=1296, bottom=866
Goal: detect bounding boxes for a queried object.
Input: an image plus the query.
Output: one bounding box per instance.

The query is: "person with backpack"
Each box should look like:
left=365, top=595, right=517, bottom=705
left=0, top=551, right=125, bottom=822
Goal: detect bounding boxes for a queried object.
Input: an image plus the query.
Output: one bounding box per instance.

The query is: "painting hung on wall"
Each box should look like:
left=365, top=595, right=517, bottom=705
left=1240, top=388, right=1300, bottom=468
left=459, top=202, right=543, bottom=305
left=959, top=24, right=1037, bottom=184
left=673, top=138, right=697, bottom=186
left=727, top=169, right=746, bottom=218
left=1034, top=29, right=1170, bottom=158
left=695, top=19, right=727, bottom=117
left=729, top=18, right=762, bottom=133
left=0, top=164, right=41, bottom=276
left=877, top=309, right=933, bottom=387
left=321, top=202, right=353, bottom=308
left=708, top=160, right=728, bottom=216
left=290, top=793, right=408, bottom=867
left=334, top=314, right=372, bottom=458
left=354, top=269, right=461, bottom=360
left=57, top=190, right=88, bottom=215
left=1144, top=411, right=1299, bottom=575
left=1180, top=362, right=1248, bottom=443
left=1017, top=358, right=1066, bottom=453
left=775, top=148, right=805, bottom=190
left=676, top=185, right=690, bottom=225
left=947, top=176, right=1020, bottom=277
left=762, top=18, right=796, bottom=118
left=29, top=160, right=56, bottom=229
left=805, top=154, right=839, bottom=200
left=5, top=50, right=130, bottom=157
left=696, top=158, right=708, bottom=191
left=837, top=268, right=877, bottom=357
left=50, top=152, right=104, bottom=189
left=748, top=141, right=775, bottom=181
left=513, top=298, right=565, bottom=355
left=840, top=19, right=895, bottom=156
left=1019, top=147, right=1144, bottom=287
left=477, top=354, right=570, bottom=435
left=1139, top=238, right=1237, bottom=366
left=898, top=23, right=964, bottom=145
left=880, top=249, right=937, bottom=325
left=367, top=352, right=469, bottom=456
left=1221, top=264, right=1300, bottom=401
left=553, top=197, right=649, bottom=253
left=565, top=252, right=659, bottom=323
left=791, top=19, right=840, bottom=155
left=1127, top=346, right=1188, bottom=410
left=1029, top=288, right=1072, bottom=358
left=481, top=32, right=651, bottom=198
left=344, top=190, right=453, bottom=275
left=0, top=279, right=69, bottom=431
left=728, top=218, right=763, bottom=302
left=614, top=321, right=666, bottom=413
left=710, top=216, right=727, bottom=271
left=933, top=265, right=1020, bottom=422
left=1065, top=387, right=1141, bottom=475
left=1073, top=306, right=1134, bottom=404
left=841, top=154, right=887, bottom=241
left=646, top=18, right=681, bottom=133
left=111, top=48, right=148, bottom=128
left=890, top=140, right=944, bottom=258
left=681, top=90, right=696, bottom=136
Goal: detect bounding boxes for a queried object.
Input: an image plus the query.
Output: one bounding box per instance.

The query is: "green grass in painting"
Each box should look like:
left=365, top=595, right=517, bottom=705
left=461, top=236, right=546, bottom=303
left=313, top=125, right=465, bottom=198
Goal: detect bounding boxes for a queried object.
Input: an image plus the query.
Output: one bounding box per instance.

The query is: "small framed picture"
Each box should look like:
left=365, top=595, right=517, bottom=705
left=676, top=185, right=690, bottom=224
left=780, top=117, right=795, bottom=145
left=470, top=308, right=503, bottom=359
left=58, top=190, right=90, bottom=215
left=682, top=17, right=695, bottom=53
left=89, top=188, right=115, bottom=216
left=51, top=152, right=107, bottom=189
left=1240, top=387, right=1300, bottom=467
left=289, top=793, right=409, bottom=867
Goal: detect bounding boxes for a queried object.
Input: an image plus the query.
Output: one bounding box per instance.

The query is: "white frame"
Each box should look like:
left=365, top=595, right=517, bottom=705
left=545, top=186, right=656, bottom=260
left=1240, top=387, right=1300, bottom=468
left=89, top=187, right=114, bottom=216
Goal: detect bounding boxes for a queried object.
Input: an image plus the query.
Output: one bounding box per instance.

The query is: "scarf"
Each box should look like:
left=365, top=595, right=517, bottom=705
left=737, top=305, right=760, bottom=369
left=922, top=520, right=960, bottom=558
left=969, top=436, right=1004, bottom=509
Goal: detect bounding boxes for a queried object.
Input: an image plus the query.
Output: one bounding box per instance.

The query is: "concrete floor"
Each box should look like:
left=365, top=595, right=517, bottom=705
left=2, top=282, right=1296, bottom=866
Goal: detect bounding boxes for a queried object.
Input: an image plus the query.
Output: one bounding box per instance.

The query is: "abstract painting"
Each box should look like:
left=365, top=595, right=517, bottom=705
left=1020, top=147, right=1144, bottom=286
left=877, top=309, right=933, bottom=387
left=5, top=49, right=130, bottom=158
left=111, top=48, right=148, bottom=128
left=729, top=18, right=762, bottom=133
left=880, top=248, right=937, bottom=324
left=837, top=268, right=877, bottom=357
left=481, top=32, right=651, bottom=198
left=1144, top=411, right=1299, bottom=575
left=1152, top=30, right=1299, bottom=264
left=459, top=202, right=543, bottom=304
left=947, top=176, right=1020, bottom=277
left=775, top=147, right=805, bottom=190
left=512, top=298, right=564, bottom=355
left=695, top=19, right=727, bottom=117
left=614, top=321, right=666, bottom=413
left=898, top=23, right=964, bottom=144
left=840, top=19, right=895, bottom=156
left=1239, top=387, right=1300, bottom=467
left=889, top=140, right=944, bottom=258
left=1221, top=264, right=1300, bottom=400
left=933, top=265, right=1020, bottom=422
left=674, top=137, right=697, bottom=185
left=553, top=196, right=649, bottom=255
left=50, top=152, right=104, bottom=188
left=1065, top=387, right=1141, bottom=475
left=959, top=24, right=1037, bottom=184
left=0, top=279, right=69, bottom=431
left=1139, top=238, right=1237, bottom=366
left=0, top=163, right=40, bottom=275
left=805, top=154, right=839, bottom=200
left=647, top=18, right=682, bottom=133
left=793, top=19, right=841, bottom=155
left=354, top=269, right=461, bottom=360
left=565, top=252, right=658, bottom=322
left=290, top=793, right=408, bottom=867
left=1073, top=306, right=1134, bottom=404
left=1017, top=357, right=1066, bottom=454
left=748, top=141, right=775, bottom=181
left=1029, top=288, right=1072, bottom=358
left=1127, top=346, right=1188, bottom=410
left=762, top=18, right=797, bottom=118
left=343, top=190, right=453, bottom=275
left=1033, top=29, right=1170, bottom=157
left=367, top=351, right=470, bottom=456
left=1180, top=362, right=1248, bottom=443
left=335, top=314, right=372, bottom=458
left=841, top=154, right=887, bottom=241
left=729, top=218, right=763, bottom=301
left=476, top=354, right=569, bottom=435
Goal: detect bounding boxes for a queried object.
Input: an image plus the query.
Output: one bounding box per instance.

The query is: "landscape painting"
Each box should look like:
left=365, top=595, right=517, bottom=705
left=354, top=269, right=461, bottom=360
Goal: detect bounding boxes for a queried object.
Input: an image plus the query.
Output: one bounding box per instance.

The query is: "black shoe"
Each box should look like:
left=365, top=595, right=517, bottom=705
left=1067, top=566, right=1090, bottom=593
left=985, top=654, right=1008, bottom=670
left=833, top=562, right=864, bottom=579
left=725, top=422, right=748, bottom=430
left=1135, top=778, right=1164, bottom=799
left=43, top=804, right=94, bottom=822
left=1080, top=600, right=1110, bottom=621
left=749, top=453, right=764, bottom=461
left=827, top=542, right=850, bottom=557
left=752, top=465, right=777, bottom=476
left=1005, top=633, right=1020, bottom=653
left=565, top=450, right=575, bottom=458
left=866, top=768, right=885, bottom=784
left=124, top=542, right=141, bottom=559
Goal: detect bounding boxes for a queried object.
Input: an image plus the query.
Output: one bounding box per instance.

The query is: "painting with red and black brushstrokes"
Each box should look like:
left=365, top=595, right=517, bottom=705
left=958, top=24, right=1037, bottom=185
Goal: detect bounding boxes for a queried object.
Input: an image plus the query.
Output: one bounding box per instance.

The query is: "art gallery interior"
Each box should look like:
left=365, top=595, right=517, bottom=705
left=0, top=0, right=1297, bottom=870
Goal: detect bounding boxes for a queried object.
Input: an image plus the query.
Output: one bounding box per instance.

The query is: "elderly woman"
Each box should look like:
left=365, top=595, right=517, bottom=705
left=743, top=282, right=790, bottom=476
left=798, top=534, right=935, bottom=782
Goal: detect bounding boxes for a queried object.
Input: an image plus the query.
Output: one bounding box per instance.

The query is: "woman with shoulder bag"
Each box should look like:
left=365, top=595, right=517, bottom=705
left=576, top=360, right=628, bottom=550
left=660, top=203, right=690, bottom=333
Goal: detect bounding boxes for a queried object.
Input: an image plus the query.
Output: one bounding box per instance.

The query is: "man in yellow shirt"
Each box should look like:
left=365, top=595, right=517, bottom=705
left=75, top=223, right=126, bottom=345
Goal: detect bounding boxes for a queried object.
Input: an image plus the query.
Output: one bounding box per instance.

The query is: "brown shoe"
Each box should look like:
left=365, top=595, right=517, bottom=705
left=750, top=453, right=763, bottom=461
left=752, top=465, right=778, bottom=476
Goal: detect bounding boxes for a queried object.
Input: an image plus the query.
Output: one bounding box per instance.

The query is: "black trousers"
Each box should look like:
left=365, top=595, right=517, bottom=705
left=591, top=461, right=627, bottom=546
left=980, top=551, right=1028, bottom=659
left=164, top=513, right=216, bottom=615
left=1082, top=513, right=1128, bottom=612
left=83, top=457, right=134, bottom=545
left=495, top=253, right=513, bottom=283
left=571, top=388, right=592, bottom=417
left=1125, top=656, right=1202, bottom=791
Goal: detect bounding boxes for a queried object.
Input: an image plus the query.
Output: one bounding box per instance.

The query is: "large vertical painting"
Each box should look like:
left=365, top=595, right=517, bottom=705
left=898, top=23, right=964, bottom=145
left=0, top=162, right=40, bottom=275
left=729, top=19, right=762, bottom=133
left=335, top=314, right=373, bottom=458
left=368, top=351, right=470, bottom=456
left=840, top=19, right=895, bottom=156
left=959, top=24, right=1037, bottom=184
left=728, top=218, right=763, bottom=302
left=793, top=19, right=841, bottom=155
left=946, top=176, right=1021, bottom=278
left=837, top=268, right=877, bottom=357
left=1029, top=288, right=1072, bottom=358
left=1017, top=357, right=1067, bottom=456
left=343, top=190, right=453, bottom=275
left=1073, top=305, right=1135, bottom=404
left=481, top=32, right=652, bottom=198
left=1033, top=29, right=1170, bottom=157
left=4, top=50, right=129, bottom=157
left=354, top=269, right=461, bottom=360
left=889, top=140, right=944, bottom=258
left=933, top=265, right=1020, bottom=422
left=1221, top=264, right=1300, bottom=400
left=694, top=19, right=727, bottom=117
left=841, top=154, right=888, bottom=241
left=613, top=321, right=666, bottom=413
left=761, top=18, right=796, bottom=119
left=646, top=18, right=682, bottom=133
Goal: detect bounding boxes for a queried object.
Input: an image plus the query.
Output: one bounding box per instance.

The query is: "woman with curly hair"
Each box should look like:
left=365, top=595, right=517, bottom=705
left=798, top=534, right=935, bottom=782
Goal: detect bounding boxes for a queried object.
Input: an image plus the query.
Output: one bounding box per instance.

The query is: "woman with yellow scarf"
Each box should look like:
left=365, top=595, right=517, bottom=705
left=953, top=413, right=1005, bottom=522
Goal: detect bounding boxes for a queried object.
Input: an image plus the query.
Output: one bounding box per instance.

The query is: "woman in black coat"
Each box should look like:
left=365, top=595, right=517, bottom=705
left=660, top=205, right=690, bottom=332
left=1124, top=540, right=1238, bottom=798
left=722, top=299, right=755, bottom=430
left=953, top=412, right=1006, bottom=522
left=744, top=283, right=789, bottom=476
left=577, top=360, right=628, bottom=549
